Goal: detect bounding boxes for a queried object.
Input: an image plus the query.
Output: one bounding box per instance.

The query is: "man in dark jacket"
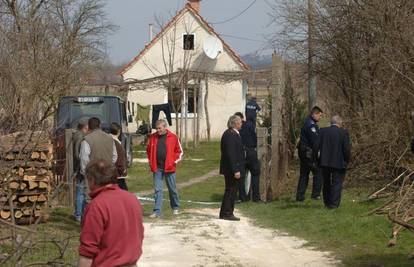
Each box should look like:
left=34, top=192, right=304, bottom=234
left=296, top=106, right=323, bottom=201
left=234, top=112, right=261, bottom=202
left=110, top=122, right=128, bottom=191
left=219, top=115, right=245, bottom=221
left=315, top=115, right=351, bottom=209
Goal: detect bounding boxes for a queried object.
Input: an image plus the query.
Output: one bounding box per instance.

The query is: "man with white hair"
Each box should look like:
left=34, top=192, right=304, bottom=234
left=146, top=119, right=183, bottom=218
left=315, top=115, right=351, bottom=209
left=219, top=115, right=245, bottom=221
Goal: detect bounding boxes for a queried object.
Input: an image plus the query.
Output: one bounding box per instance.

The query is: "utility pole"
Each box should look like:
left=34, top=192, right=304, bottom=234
left=308, top=0, right=317, bottom=111
left=270, top=53, right=288, bottom=200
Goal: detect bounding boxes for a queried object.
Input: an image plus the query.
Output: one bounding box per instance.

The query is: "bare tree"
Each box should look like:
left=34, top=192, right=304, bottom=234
left=0, top=0, right=114, bottom=133
left=271, top=0, right=414, bottom=182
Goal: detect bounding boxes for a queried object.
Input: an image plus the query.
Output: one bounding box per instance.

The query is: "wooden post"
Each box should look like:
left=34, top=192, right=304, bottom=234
left=64, top=129, right=74, bottom=206
left=180, top=79, right=185, bottom=142
left=193, top=86, right=197, bottom=147
left=270, top=53, right=289, bottom=200
left=257, top=127, right=269, bottom=201
left=204, top=75, right=211, bottom=142
left=308, top=0, right=317, bottom=111
left=184, top=86, right=188, bottom=149
left=196, top=80, right=202, bottom=146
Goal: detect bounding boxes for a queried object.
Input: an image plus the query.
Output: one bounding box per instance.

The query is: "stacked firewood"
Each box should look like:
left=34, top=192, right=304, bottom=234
left=0, top=131, right=52, bottom=225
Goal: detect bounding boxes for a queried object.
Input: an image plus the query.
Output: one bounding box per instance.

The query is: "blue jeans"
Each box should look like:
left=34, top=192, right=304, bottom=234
left=153, top=170, right=180, bottom=215
left=74, top=176, right=85, bottom=220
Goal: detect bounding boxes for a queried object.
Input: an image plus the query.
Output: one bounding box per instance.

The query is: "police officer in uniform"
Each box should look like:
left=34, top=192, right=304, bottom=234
left=245, top=96, right=261, bottom=127
left=296, top=106, right=323, bottom=201
left=235, top=112, right=262, bottom=202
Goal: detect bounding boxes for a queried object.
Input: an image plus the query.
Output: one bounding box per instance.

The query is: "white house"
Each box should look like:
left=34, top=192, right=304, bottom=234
left=118, top=0, right=249, bottom=140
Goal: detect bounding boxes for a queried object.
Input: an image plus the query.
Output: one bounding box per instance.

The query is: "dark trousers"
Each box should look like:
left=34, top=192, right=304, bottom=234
left=321, top=167, right=346, bottom=208
left=152, top=104, right=172, bottom=128
left=239, top=148, right=261, bottom=201
left=296, top=160, right=322, bottom=201
left=220, top=174, right=239, bottom=218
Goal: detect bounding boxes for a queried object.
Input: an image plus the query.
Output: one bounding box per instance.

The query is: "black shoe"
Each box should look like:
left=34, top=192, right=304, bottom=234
left=311, top=196, right=321, bottom=200
left=221, top=215, right=240, bottom=221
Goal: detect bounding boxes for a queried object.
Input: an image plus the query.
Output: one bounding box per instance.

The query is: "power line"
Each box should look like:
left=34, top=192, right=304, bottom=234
left=220, top=34, right=265, bottom=43
left=209, top=0, right=258, bottom=25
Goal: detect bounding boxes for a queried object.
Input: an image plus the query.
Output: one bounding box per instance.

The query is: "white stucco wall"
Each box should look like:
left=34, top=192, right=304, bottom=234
left=122, top=9, right=247, bottom=138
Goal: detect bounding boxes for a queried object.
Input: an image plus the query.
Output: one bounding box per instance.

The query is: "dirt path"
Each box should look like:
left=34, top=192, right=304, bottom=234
left=138, top=208, right=338, bottom=267
left=136, top=169, right=219, bottom=196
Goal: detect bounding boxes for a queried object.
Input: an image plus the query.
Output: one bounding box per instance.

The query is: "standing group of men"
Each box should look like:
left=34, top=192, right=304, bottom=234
left=72, top=118, right=128, bottom=221
left=296, top=107, right=351, bottom=209
left=72, top=117, right=144, bottom=267
left=219, top=97, right=263, bottom=221
left=71, top=117, right=184, bottom=266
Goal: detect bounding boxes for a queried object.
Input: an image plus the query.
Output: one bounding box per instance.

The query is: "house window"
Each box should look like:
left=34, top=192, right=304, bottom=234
left=168, top=87, right=198, bottom=114
left=183, top=34, right=195, bottom=50
left=127, top=101, right=131, bottom=113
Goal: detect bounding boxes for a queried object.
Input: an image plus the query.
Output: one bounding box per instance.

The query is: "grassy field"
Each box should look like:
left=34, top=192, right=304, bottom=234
left=2, top=141, right=414, bottom=266
left=127, top=141, right=221, bottom=193
left=239, top=192, right=414, bottom=267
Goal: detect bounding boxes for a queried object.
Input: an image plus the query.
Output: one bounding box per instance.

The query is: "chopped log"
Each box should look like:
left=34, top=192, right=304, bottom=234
left=20, top=183, right=27, bottom=190
left=28, top=181, right=38, bottom=190
left=1, top=210, right=11, bottom=219
left=11, top=195, right=16, bottom=201
left=31, top=152, right=40, bottom=159
left=9, top=181, right=19, bottom=190
left=14, top=210, right=23, bottom=219
left=37, top=194, right=47, bottom=202
left=37, top=168, right=48, bottom=175
left=22, top=208, right=32, bottom=216
left=28, top=195, right=38, bottom=202
left=23, top=175, right=37, bottom=181
left=5, top=154, right=14, bottom=160
left=38, top=182, right=48, bottom=189
left=18, top=196, right=28, bottom=203
left=18, top=167, right=24, bottom=177
left=40, top=152, right=47, bottom=161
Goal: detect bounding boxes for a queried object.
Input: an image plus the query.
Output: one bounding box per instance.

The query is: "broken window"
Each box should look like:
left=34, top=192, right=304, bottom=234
left=183, top=34, right=195, bottom=50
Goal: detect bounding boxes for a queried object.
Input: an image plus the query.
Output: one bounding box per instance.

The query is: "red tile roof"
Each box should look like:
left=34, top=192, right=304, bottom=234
left=118, top=3, right=249, bottom=76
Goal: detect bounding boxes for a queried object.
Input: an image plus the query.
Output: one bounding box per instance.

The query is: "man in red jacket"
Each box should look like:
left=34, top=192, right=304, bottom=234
left=78, top=160, right=144, bottom=267
left=147, top=119, right=183, bottom=218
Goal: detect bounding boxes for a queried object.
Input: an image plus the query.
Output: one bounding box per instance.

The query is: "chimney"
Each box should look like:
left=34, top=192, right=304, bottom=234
left=149, top=23, right=154, bottom=42
left=188, top=0, right=201, bottom=13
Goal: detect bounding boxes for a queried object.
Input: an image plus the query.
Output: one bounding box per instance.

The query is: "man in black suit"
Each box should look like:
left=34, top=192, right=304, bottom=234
left=315, top=115, right=351, bottom=209
left=219, top=115, right=245, bottom=221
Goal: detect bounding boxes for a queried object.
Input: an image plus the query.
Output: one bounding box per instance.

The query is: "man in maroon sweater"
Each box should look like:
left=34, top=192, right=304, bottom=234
left=78, top=160, right=144, bottom=267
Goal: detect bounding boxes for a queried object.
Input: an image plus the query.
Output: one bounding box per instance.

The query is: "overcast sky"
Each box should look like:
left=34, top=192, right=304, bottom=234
left=104, top=0, right=275, bottom=65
